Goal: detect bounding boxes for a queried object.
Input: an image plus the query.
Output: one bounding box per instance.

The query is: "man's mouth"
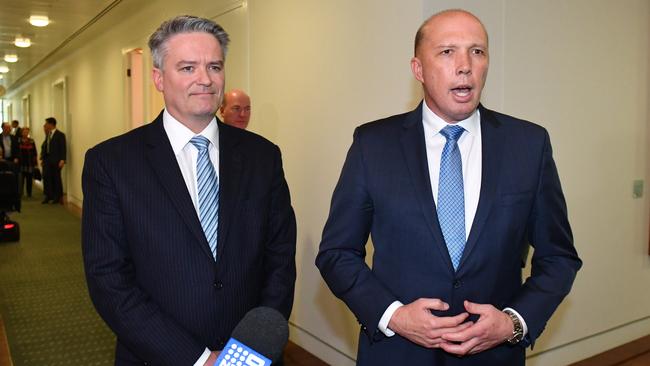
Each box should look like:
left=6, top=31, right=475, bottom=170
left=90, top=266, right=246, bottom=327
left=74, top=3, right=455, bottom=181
left=451, top=85, right=472, bottom=97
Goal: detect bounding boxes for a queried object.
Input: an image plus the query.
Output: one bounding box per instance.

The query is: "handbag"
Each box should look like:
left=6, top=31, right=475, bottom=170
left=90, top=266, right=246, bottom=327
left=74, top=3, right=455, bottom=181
left=33, top=167, right=42, bottom=181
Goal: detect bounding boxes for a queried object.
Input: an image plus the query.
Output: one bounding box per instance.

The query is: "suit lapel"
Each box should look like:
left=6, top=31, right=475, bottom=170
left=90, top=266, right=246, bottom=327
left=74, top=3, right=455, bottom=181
left=458, top=105, right=504, bottom=270
left=400, top=103, right=454, bottom=270
left=215, top=122, right=244, bottom=265
left=144, top=113, right=214, bottom=260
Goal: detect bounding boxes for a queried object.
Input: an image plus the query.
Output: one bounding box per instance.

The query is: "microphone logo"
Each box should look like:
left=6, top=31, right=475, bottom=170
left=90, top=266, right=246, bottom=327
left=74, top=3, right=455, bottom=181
left=216, top=338, right=271, bottom=366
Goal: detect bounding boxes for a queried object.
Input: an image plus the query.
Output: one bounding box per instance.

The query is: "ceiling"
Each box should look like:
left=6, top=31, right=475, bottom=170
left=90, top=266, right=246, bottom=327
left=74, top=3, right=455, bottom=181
left=0, top=0, right=118, bottom=91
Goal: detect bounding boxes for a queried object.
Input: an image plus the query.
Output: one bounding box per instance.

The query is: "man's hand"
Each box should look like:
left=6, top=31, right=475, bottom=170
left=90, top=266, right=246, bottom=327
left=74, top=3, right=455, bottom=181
left=203, top=351, right=220, bottom=366
left=440, top=301, right=513, bottom=356
left=58, top=160, right=65, bottom=169
left=388, top=298, right=472, bottom=348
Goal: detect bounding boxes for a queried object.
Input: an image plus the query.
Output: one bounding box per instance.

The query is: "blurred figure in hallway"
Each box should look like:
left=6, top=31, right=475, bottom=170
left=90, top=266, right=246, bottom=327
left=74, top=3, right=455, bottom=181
left=40, top=117, right=66, bottom=204
left=219, top=88, right=251, bottom=129
left=11, top=120, right=22, bottom=137
left=1, top=122, right=19, bottom=164
left=18, top=127, right=38, bottom=198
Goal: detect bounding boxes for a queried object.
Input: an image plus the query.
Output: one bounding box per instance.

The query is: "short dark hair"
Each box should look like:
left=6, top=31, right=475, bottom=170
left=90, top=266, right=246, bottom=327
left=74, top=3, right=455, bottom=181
left=148, top=15, right=230, bottom=69
left=45, top=117, right=57, bottom=126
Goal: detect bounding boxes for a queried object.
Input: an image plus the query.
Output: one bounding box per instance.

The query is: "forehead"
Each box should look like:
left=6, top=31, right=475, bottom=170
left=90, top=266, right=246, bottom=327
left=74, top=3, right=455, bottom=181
left=164, top=32, right=223, bottom=61
left=422, top=12, right=487, bottom=46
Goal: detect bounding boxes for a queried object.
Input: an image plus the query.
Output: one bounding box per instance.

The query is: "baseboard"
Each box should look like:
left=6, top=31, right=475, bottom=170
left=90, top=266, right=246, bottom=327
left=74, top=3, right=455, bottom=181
left=526, top=316, right=650, bottom=365
left=288, top=322, right=356, bottom=366
left=0, top=315, right=13, bottom=366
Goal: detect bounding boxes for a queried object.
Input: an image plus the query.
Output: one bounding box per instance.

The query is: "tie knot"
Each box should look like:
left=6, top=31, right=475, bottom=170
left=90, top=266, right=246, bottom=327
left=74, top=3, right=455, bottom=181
left=440, top=125, right=465, bottom=142
left=190, top=135, right=210, bottom=151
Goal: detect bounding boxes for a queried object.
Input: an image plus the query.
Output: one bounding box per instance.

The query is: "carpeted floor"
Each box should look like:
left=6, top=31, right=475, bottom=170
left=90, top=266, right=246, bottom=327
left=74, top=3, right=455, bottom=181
left=0, top=191, right=115, bottom=365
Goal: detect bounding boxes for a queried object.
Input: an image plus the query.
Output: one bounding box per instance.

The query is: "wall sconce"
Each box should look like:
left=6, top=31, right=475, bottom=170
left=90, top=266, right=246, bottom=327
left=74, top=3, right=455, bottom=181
left=0, top=66, right=10, bottom=73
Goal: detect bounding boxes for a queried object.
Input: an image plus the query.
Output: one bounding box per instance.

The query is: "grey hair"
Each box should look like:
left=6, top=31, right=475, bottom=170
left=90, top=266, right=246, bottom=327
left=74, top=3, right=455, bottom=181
left=148, top=15, right=230, bottom=69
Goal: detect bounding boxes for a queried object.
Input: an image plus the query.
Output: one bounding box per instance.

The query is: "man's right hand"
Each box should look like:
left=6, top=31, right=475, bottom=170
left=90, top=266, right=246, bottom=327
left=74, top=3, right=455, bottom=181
left=388, top=298, right=472, bottom=348
left=203, top=351, right=220, bottom=366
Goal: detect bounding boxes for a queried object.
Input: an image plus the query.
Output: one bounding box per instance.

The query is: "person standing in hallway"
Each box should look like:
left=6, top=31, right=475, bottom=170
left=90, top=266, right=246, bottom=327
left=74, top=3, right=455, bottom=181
left=219, top=88, right=251, bottom=129
left=40, top=117, right=66, bottom=204
left=1, top=122, right=19, bottom=164
left=18, top=127, right=38, bottom=198
left=11, top=120, right=22, bottom=138
left=316, top=9, right=581, bottom=365
left=82, top=15, right=296, bottom=366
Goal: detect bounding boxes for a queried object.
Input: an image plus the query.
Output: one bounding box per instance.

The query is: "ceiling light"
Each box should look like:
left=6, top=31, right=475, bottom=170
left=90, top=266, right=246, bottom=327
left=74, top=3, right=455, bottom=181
left=29, top=15, right=49, bottom=27
left=0, top=66, right=9, bottom=73
left=0, top=75, right=3, bottom=80
left=4, top=54, right=18, bottom=63
left=15, top=37, right=31, bottom=48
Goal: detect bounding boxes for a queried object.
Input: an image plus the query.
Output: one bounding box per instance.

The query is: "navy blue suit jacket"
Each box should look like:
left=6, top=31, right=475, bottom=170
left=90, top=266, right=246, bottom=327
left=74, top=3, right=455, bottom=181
left=82, top=112, right=296, bottom=365
left=316, top=103, right=581, bottom=365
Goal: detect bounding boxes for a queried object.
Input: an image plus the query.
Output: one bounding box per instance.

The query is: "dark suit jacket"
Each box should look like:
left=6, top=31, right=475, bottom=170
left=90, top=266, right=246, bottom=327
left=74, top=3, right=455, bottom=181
left=316, top=103, right=581, bottom=365
left=41, top=129, right=66, bottom=164
left=82, top=112, right=296, bottom=365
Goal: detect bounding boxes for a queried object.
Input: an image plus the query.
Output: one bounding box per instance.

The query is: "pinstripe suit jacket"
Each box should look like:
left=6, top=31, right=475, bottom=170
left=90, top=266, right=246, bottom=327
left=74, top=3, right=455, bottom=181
left=82, top=112, right=296, bottom=365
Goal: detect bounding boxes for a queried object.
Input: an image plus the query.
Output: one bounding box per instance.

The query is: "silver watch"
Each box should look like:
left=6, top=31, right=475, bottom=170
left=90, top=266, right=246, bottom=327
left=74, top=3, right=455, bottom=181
left=504, top=309, right=524, bottom=344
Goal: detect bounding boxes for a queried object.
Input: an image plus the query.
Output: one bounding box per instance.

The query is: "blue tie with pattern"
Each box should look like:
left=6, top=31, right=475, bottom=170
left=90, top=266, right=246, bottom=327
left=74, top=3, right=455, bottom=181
left=438, top=125, right=466, bottom=270
left=190, top=136, right=219, bottom=260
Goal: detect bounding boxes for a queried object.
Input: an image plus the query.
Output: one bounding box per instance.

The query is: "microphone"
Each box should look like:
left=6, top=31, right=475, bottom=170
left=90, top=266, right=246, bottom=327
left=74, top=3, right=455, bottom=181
left=215, top=307, right=289, bottom=366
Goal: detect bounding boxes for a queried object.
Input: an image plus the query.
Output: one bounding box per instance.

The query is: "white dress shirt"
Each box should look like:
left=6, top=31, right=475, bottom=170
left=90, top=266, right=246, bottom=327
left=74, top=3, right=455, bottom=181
left=378, top=103, right=527, bottom=340
left=162, top=109, right=219, bottom=366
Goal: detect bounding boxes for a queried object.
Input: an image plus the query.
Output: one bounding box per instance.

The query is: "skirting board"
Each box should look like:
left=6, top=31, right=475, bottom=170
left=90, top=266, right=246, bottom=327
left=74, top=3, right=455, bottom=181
left=289, top=322, right=355, bottom=366
left=526, top=315, right=650, bottom=365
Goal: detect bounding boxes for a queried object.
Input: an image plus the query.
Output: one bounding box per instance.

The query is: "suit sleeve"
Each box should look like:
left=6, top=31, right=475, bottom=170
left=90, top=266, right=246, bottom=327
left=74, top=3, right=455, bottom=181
left=509, top=130, right=582, bottom=345
left=259, top=145, right=297, bottom=319
left=81, top=147, right=205, bottom=365
left=315, top=128, right=396, bottom=341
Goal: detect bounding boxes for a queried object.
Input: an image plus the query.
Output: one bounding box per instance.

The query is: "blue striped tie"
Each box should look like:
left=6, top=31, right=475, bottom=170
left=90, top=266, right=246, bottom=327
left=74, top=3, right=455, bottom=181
left=438, top=125, right=466, bottom=270
left=190, top=136, right=219, bottom=260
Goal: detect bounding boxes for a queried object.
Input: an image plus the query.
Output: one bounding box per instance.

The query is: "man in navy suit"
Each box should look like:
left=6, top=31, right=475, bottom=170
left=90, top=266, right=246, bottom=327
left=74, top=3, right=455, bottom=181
left=82, top=16, right=296, bottom=366
left=316, top=9, right=581, bottom=365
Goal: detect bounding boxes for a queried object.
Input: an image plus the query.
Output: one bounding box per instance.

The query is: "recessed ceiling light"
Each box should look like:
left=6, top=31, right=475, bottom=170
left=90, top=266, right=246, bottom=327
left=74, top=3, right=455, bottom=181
left=15, top=37, right=31, bottom=48
left=4, top=54, right=18, bottom=63
left=29, top=15, right=49, bottom=27
left=0, top=66, right=9, bottom=73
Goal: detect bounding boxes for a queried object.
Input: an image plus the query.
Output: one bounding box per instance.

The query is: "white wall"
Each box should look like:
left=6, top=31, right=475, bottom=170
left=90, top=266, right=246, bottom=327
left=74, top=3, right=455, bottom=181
left=2, top=1, right=649, bottom=365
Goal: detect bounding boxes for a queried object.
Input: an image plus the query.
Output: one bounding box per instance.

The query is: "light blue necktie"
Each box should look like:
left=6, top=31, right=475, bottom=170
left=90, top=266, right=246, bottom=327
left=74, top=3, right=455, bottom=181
left=438, top=125, right=466, bottom=270
left=190, top=136, right=219, bottom=260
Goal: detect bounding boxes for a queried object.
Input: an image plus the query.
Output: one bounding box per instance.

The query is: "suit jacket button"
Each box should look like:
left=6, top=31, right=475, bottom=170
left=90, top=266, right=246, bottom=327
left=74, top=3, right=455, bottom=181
left=453, top=280, right=461, bottom=289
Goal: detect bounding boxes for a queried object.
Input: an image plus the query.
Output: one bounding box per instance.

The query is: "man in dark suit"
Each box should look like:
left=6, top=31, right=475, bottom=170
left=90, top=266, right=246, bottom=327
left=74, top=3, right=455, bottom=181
left=1, top=122, right=19, bottom=163
left=40, top=117, right=66, bottom=204
left=316, top=9, right=581, bottom=365
left=82, top=16, right=296, bottom=366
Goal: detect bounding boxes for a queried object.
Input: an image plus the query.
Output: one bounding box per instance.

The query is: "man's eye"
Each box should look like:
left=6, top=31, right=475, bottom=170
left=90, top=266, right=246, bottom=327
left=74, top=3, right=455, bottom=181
left=181, top=66, right=194, bottom=72
left=441, top=49, right=452, bottom=55
left=472, top=49, right=485, bottom=55
left=210, top=65, right=222, bottom=71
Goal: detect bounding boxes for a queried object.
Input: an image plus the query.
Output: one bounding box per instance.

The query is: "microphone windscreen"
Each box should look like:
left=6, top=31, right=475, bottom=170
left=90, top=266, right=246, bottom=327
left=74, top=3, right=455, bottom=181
left=231, top=307, right=289, bottom=362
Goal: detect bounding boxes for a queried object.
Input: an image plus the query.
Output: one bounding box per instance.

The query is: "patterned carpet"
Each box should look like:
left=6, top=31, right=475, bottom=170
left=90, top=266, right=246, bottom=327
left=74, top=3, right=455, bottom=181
left=0, top=192, right=115, bottom=365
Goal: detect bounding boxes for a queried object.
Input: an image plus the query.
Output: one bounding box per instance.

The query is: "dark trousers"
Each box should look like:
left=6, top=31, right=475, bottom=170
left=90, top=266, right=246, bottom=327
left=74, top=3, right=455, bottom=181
left=43, top=160, right=63, bottom=202
left=19, top=172, right=34, bottom=197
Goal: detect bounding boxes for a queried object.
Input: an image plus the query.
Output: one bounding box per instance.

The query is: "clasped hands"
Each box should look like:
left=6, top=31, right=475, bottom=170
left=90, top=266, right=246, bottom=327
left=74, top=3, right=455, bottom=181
left=388, top=298, right=514, bottom=356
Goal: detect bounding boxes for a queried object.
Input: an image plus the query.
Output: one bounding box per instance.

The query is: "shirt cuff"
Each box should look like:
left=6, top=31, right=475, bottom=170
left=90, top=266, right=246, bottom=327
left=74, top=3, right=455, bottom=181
left=503, top=307, right=528, bottom=336
left=378, top=301, right=404, bottom=337
left=193, top=348, right=212, bottom=366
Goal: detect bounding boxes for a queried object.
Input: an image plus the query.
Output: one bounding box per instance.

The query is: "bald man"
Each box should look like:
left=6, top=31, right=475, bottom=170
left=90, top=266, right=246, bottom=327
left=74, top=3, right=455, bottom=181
left=316, top=9, right=580, bottom=365
left=219, top=89, right=251, bottom=129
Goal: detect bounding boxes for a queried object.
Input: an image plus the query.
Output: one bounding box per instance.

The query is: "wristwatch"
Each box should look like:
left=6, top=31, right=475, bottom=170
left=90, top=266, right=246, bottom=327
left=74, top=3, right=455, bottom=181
left=504, top=309, right=524, bottom=344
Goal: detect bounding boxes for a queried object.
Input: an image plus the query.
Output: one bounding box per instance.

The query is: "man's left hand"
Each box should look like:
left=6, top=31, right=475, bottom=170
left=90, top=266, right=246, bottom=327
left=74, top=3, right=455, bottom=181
left=439, top=300, right=513, bottom=356
left=58, top=160, right=65, bottom=169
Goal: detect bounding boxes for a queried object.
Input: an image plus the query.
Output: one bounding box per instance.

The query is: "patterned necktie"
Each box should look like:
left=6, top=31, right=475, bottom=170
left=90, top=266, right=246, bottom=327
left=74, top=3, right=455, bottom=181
left=189, top=136, right=219, bottom=260
left=438, top=125, right=466, bottom=270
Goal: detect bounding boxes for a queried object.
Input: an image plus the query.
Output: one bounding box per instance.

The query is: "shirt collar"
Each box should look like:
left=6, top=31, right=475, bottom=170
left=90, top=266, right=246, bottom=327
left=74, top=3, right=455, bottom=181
left=162, top=109, right=219, bottom=154
left=422, top=101, right=480, bottom=137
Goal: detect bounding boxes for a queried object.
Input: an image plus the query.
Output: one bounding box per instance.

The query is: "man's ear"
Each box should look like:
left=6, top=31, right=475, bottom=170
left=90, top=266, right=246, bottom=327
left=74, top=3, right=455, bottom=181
left=410, top=57, right=424, bottom=83
left=152, top=68, right=164, bottom=92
